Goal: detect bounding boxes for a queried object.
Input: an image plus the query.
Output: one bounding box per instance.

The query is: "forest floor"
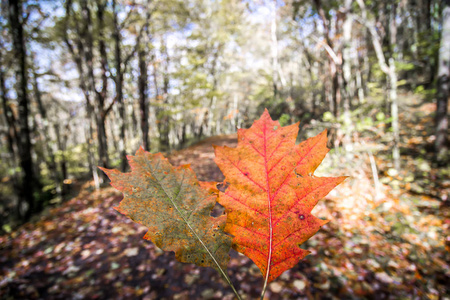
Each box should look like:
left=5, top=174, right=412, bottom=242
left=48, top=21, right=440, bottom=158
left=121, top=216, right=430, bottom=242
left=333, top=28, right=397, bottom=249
left=0, top=94, right=449, bottom=300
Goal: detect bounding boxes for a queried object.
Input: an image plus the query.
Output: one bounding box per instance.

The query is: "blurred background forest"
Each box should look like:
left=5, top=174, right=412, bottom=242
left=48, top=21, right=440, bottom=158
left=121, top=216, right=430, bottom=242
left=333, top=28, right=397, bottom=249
left=0, top=0, right=449, bottom=299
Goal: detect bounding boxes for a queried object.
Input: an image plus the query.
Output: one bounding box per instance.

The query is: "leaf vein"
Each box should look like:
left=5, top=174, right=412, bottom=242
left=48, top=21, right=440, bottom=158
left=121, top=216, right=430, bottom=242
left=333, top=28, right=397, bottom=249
left=224, top=192, right=268, bottom=218
left=223, top=155, right=267, bottom=192
left=267, top=136, right=286, bottom=162
left=231, top=222, right=269, bottom=238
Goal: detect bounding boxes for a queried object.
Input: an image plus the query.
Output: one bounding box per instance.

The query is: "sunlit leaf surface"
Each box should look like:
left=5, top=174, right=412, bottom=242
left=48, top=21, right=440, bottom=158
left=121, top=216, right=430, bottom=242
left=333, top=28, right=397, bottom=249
left=214, top=110, right=346, bottom=282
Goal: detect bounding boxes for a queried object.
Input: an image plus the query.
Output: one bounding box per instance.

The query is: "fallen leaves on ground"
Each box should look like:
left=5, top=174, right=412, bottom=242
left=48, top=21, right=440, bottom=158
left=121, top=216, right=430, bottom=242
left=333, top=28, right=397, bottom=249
left=1, top=99, right=449, bottom=299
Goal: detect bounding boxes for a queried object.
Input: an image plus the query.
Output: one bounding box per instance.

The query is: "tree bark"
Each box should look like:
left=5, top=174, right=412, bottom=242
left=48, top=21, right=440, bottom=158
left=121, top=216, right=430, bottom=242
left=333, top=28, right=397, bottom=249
left=0, top=49, right=18, bottom=163
left=112, top=0, right=127, bottom=171
left=32, top=65, right=62, bottom=198
left=389, top=2, right=400, bottom=171
left=0, top=42, right=20, bottom=204
left=54, top=122, right=69, bottom=196
left=341, top=0, right=355, bottom=152
left=156, top=36, right=170, bottom=151
left=389, top=58, right=400, bottom=171
left=435, top=0, right=450, bottom=163
left=202, top=43, right=222, bottom=137
left=8, top=0, right=36, bottom=220
left=136, top=1, right=152, bottom=151
left=139, top=47, right=150, bottom=150
left=271, top=1, right=279, bottom=99
left=96, top=0, right=110, bottom=169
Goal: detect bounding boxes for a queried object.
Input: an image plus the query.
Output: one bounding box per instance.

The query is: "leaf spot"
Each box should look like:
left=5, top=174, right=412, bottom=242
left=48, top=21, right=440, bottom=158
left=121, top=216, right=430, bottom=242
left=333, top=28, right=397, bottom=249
left=244, top=172, right=249, bottom=176
left=273, top=126, right=278, bottom=130
left=299, top=214, right=305, bottom=220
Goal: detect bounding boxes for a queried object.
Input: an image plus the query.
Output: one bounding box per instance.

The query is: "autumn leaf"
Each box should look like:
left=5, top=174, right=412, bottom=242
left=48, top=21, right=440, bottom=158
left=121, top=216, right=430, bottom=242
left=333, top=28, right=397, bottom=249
left=99, top=148, right=232, bottom=273
left=214, top=109, right=346, bottom=283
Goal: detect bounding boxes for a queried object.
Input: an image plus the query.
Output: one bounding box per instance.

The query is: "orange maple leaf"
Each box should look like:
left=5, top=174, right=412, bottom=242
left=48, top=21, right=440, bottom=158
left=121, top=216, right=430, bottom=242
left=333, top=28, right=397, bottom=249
left=214, top=109, right=346, bottom=283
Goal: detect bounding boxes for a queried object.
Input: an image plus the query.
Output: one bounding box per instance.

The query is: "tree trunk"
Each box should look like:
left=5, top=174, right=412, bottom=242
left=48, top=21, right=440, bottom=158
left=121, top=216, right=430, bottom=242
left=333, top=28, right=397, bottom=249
left=389, top=2, right=400, bottom=171
left=298, top=41, right=317, bottom=115
left=78, top=0, right=98, bottom=179
left=271, top=1, right=279, bottom=99
left=354, top=52, right=365, bottom=105
left=313, top=0, right=341, bottom=119
left=108, top=110, right=120, bottom=153
left=54, top=123, right=69, bottom=196
left=0, top=50, right=18, bottom=164
left=113, top=0, right=127, bottom=171
left=96, top=1, right=110, bottom=169
left=435, top=0, right=450, bottom=163
left=156, top=37, right=170, bottom=151
left=342, top=0, right=354, bottom=151
left=203, top=44, right=222, bottom=137
left=389, top=58, right=400, bottom=171
left=138, top=0, right=151, bottom=151
left=8, top=0, right=36, bottom=220
left=0, top=44, right=20, bottom=205
left=139, top=47, right=150, bottom=151
left=32, top=66, right=62, bottom=199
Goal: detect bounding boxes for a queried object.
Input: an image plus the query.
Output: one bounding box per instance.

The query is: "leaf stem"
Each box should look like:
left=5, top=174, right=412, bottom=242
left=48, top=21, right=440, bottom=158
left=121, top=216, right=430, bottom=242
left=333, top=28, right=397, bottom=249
left=260, top=112, right=273, bottom=300
left=260, top=279, right=269, bottom=300
left=222, top=272, right=242, bottom=300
